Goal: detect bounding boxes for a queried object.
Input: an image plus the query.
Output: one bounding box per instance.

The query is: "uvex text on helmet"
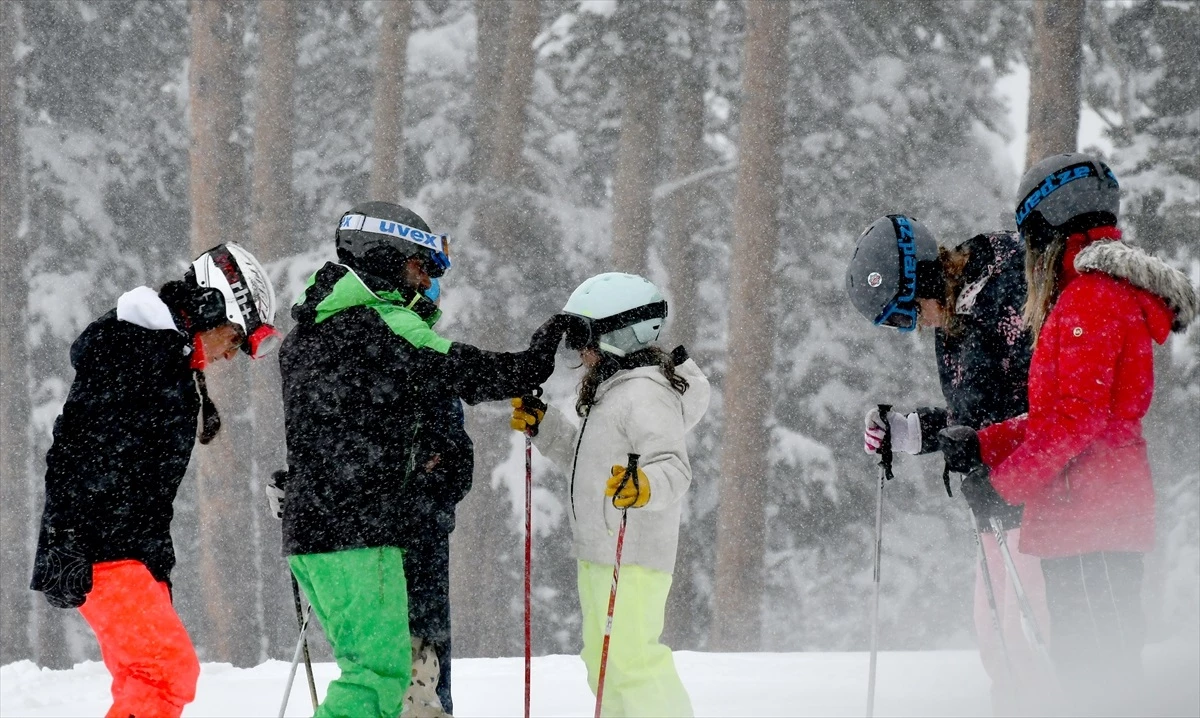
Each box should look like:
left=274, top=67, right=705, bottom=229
left=1015, top=152, right=1119, bottom=235
left=844, top=215, right=938, bottom=332
left=561, top=272, right=668, bottom=356
left=335, top=201, right=451, bottom=278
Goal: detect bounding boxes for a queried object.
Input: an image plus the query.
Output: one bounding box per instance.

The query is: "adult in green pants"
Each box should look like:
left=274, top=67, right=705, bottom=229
left=274, top=202, right=567, bottom=717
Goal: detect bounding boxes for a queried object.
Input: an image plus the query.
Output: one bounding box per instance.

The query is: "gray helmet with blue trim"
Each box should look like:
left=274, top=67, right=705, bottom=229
left=1015, top=153, right=1119, bottom=240
left=845, top=215, right=939, bottom=332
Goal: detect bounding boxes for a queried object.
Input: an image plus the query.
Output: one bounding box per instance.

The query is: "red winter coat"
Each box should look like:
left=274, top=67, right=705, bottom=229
left=978, top=230, right=1197, bottom=557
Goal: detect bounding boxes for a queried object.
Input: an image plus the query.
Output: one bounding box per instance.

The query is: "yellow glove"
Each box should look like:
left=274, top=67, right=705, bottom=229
left=510, top=395, right=547, bottom=436
left=606, top=464, right=651, bottom=509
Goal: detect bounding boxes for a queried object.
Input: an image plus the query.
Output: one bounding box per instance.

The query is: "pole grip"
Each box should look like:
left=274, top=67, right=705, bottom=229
left=876, top=404, right=894, bottom=481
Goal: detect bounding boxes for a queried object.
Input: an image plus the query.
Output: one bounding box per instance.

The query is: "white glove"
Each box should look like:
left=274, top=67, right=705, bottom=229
left=266, top=470, right=287, bottom=520
left=863, top=408, right=922, bottom=455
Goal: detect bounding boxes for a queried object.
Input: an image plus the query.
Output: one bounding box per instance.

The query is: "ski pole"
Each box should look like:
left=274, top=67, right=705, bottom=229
left=291, top=574, right=319, bottom=710
left=866, top=404, right=893, bottom=718
left=524, top=428, right=534, bottom=718
left=279, top=600, right=314, bottom=718
left=970, top=510, right=1014, bottom=684
left=595, top=453, right=640, bottom=718
left=988, top=516, right=1053, bottom=668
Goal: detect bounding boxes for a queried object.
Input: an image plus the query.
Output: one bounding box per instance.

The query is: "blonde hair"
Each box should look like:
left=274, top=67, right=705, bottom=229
left=1022, top=237, right=1067, bottom=346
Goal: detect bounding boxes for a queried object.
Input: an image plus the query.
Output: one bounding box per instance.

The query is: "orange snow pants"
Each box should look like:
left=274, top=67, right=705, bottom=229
left=78, top=560, right=200, bottom=718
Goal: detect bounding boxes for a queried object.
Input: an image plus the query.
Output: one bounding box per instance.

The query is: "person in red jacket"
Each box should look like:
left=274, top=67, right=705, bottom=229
left=940, top=152, right=1198, bottom=714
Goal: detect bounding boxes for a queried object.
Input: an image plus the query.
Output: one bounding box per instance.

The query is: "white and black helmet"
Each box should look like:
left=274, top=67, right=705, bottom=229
left=845, top=215, right=940, bottom=332
left=190, top=243, right=281, bottom=358
left=1015, top=152, right=1120, bottom=241
left=562, top=273, right=668, bottom=356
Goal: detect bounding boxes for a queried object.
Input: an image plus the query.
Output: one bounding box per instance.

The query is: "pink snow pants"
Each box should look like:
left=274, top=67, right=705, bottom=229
left=974, top=527, right=1053, bottom=716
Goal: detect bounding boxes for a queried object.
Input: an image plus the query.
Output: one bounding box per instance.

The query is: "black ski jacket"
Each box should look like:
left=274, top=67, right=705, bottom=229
left=915, top=231, right=1033, bottom=448
left=409, top=398, right=474, bottom=540
left=915, top=231, right=1032, bottom=528
left=31, top=295, right=200, bottom=608
left=278, top=262, right=555, bottom=556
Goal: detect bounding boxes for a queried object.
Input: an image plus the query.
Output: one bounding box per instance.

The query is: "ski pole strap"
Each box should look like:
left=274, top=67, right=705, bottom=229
left=876, top=404, right=894, bottom=481
left=611, top=453, right=642, bottom=509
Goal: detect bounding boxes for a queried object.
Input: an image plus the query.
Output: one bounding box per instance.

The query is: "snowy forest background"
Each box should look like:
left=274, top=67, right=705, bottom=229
left=0, top=0, right=1196, bottom=669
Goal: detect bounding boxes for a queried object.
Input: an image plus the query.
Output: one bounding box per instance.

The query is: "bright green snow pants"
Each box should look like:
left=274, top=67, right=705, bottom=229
left=289, top=547, right=411, bottom=718
left=577, top=559, right=693, bottom=718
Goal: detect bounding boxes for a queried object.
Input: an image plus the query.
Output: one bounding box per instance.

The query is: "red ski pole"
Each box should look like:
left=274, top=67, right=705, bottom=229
left=524, top=430, right=533, bottom=718
left=594, top=453, right=640, bottom=718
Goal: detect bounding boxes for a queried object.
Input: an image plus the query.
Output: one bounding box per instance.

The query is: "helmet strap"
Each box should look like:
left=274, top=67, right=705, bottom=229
left=190, top=335, right=208, bottom=371
left=915, top=259, right=944, bottom=300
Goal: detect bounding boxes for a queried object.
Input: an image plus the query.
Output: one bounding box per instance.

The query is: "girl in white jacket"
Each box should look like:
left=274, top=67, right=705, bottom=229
left=512, top=273, right=710, bottom=718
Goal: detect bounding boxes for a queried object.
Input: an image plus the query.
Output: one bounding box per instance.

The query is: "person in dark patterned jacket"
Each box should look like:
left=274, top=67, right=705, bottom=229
left=846, top=215, right=1048, bottom=715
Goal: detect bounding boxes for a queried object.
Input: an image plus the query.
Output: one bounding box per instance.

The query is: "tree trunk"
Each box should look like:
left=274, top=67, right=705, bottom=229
left=661, top=0, right=709, bottom=354
left=609, top=79, right=664, bottom=273
left=451, top=0, right=541, bottom=659
left=371, top=0, right=413, bottom=202
left=189, top=0, right=258, bottom=667
left=661, top=0, right=709, bottom=649
left=610, top=1, right=668, bottom=274
left=1025, top=0, right=1084, bottom=169
left=0, top=0, right=31, bottom=665
left=711, top=0, right=789, bottom=653
left=249, top=0, right=297, bottom=661
left=470, top=0, right=509, bottom=182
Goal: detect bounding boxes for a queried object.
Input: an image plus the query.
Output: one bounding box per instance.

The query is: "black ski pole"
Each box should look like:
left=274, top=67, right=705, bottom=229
left=866, top=404, right=892, bottom=718
left=291, top=574, right=319, bottom=710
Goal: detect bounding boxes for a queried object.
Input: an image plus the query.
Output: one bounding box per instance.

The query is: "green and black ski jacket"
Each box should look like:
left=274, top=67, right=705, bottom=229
left=279, top=262, right=553, bottom=556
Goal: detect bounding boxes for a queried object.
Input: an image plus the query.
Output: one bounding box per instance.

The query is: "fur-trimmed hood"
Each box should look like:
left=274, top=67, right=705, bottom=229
left=1075, top=240, right=1198, bottom=333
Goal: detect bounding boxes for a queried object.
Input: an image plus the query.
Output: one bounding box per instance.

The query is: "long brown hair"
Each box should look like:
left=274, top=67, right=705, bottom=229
left=576, top=346, right=690, bottom=417
left=934, top=245, right=972, bottom=336
left=1022, top=237, right=1067, bottom=345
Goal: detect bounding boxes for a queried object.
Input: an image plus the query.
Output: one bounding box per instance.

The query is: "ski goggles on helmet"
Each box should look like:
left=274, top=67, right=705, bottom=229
left=423, top=239, right=452, bottom=279
left=243, top=323, right=283, bottom=359
left=563, top=300, right=669, bottom=351
left=338, top=213, right=453, bottom=278
left=874, top=298, right=919, bottom=332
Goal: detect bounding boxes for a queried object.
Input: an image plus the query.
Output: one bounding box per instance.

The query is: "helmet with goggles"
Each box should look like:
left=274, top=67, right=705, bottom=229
left=335, top=201, right=452, bottom=282
left=845, top=214, right=940, bottom=332
left=562, top=273, right=668, bottom=356
left=1015, top=152, right=1119, bottom=244
left=189, top=243, right=282, bottom=359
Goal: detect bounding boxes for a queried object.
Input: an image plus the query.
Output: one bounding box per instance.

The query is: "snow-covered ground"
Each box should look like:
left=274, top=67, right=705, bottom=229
left=3, top=639, right=1197, bottom=717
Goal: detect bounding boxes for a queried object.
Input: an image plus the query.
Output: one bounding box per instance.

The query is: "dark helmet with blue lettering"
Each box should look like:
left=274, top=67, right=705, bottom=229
left=845, top=215, right=940, bottom=332
left=335, top=201, right=452, bottom=283
left=1015, top=152, right=1120, bottom=245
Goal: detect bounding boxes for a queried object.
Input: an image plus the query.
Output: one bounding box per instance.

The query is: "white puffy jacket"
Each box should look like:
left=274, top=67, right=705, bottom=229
left=532, top=358, right=710, bottom=574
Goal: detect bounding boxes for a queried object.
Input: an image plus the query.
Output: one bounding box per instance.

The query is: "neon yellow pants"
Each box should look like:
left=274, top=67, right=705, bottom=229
left=577, top=559, right=693, bottom=718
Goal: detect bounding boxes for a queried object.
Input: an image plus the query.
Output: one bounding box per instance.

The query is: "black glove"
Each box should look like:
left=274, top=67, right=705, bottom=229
left=528, top=314, right=569, bottom=355
left=31, top=538, right=92, bottom=609
left=959, top=465, right=1012, bottom=518
left=523, top=314, right=569, bottom=385
left=938, top=425, right=984, bottom=474
left=266, top=469, right=288, bottom=520
left=939, top=426, right=1014, bottom=518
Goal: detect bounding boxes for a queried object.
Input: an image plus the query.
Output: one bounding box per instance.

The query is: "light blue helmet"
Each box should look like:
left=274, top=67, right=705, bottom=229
left=562, top=272, right=668, bottom=356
